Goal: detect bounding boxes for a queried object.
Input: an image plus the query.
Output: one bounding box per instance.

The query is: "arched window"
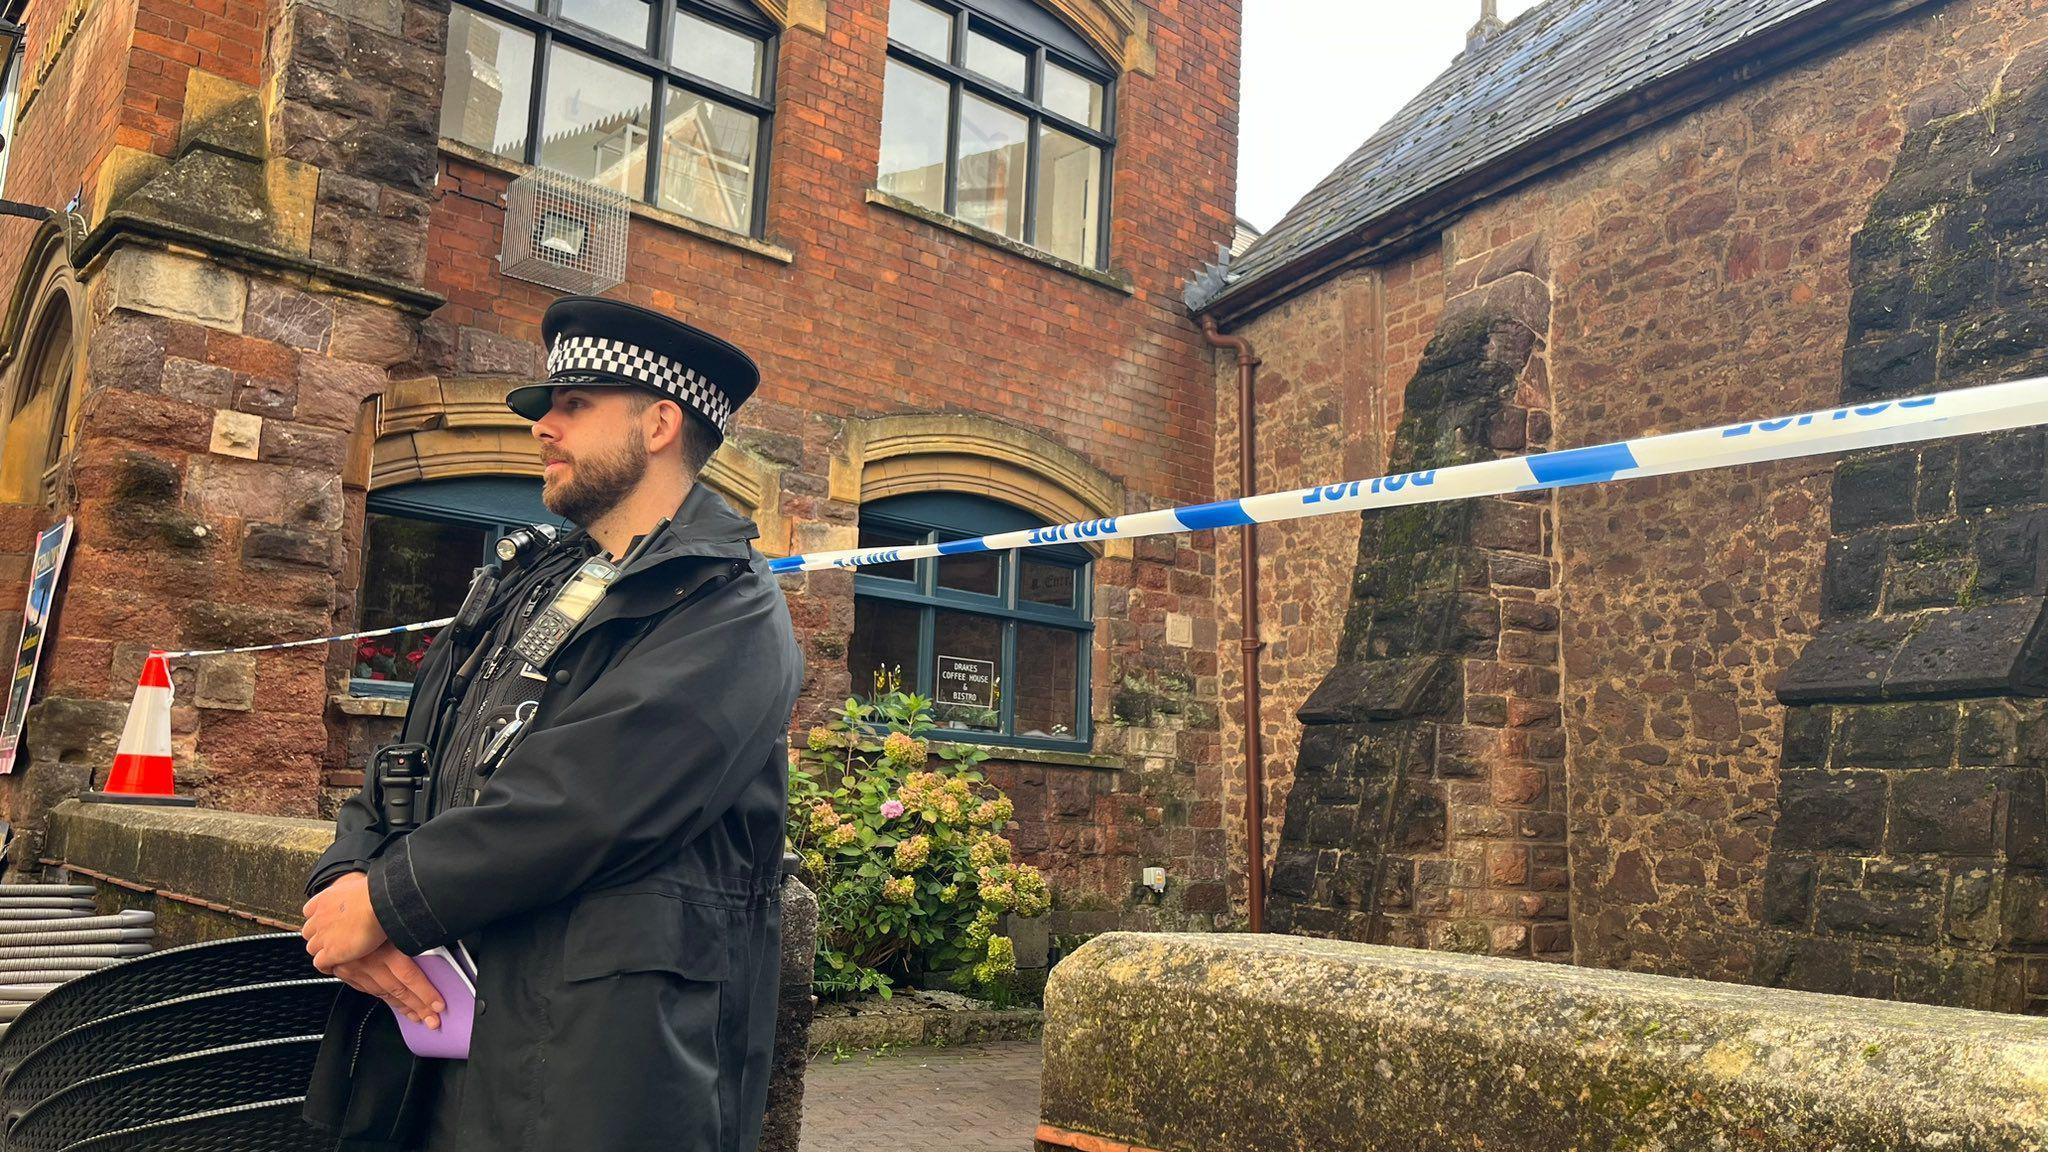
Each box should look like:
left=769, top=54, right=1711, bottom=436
left=0, top=301, right=75, bottom=506
left=850, top=493, right=1092, bottom=748
left=440, top=0, right=777, bottom=235
left=879, top=0, right=1114, bottom=267
left=353, top=477, right=569, bottom=696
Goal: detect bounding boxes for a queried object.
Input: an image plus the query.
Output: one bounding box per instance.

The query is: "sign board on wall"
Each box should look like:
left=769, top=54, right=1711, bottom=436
left=936, top=654, right=996, bottom=710
left=0, top=518, right=73, bottom=774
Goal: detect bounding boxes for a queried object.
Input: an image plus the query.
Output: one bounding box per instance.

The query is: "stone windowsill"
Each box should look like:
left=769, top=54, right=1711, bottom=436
left=332, top=693, right=409, bottom=718
left=863, top=189, right=1135, bottom=295
left=438, top=139, right=796, bottom=265
left=946, top=742, right=1121, bottom=770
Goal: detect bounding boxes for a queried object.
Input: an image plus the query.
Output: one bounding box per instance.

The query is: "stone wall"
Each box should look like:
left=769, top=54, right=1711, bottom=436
left=0, top=0, right=160, bottom=759
left=1211, top=249, right=1443, bottom=917
left=1038, top=932, right=2048, bottom=1152
left=1, top=0, right=448, bottom=835
left=1265, top=242, right=1567, bottom=959
left=1756, top=40, right=2048, bottom=1012
left=1212, top=0, right=2048, bottom=1001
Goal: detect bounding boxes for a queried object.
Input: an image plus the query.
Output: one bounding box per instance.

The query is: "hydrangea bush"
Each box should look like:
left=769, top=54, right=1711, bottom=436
left=788, top=669, right=1050, bottom=1000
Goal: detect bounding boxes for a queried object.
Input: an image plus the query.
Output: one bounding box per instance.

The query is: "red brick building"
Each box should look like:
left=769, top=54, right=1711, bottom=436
left=1196, top=0, right=2048, bottom=1011
left=0, top=0, right=1242, bottom=939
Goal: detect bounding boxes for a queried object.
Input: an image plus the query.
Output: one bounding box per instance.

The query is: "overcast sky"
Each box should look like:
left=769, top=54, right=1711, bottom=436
left=1237, top=1, right=1545, bottom=231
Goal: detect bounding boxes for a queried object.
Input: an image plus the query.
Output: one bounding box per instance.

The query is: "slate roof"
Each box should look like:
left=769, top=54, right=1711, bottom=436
left=1207, top=0, right=1905, bottom=314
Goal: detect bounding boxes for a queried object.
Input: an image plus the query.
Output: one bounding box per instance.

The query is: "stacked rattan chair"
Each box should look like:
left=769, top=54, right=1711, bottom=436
left=0, top=888, right=150, bottom=1038
left=0, top=932, right=337, bottom=1151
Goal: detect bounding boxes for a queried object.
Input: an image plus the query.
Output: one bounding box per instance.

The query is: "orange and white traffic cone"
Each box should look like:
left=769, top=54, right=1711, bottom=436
left=83, top=651, right=193, bottom=806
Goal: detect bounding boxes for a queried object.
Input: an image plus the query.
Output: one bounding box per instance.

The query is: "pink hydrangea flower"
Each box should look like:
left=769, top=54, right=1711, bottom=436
left=880, top=799, right=905, bottom=820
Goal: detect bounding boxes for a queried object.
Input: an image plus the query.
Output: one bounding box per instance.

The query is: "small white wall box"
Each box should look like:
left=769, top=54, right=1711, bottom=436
left=1143, top=867, right=1167, bottom=894
left=501, top=167, right=630, bottom=295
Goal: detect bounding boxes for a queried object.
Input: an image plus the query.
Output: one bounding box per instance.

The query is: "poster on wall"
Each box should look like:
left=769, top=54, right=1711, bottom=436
left=0, top=518, right=73, bottom=774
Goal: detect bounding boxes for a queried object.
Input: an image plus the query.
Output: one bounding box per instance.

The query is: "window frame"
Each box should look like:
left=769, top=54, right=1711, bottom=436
left=0, top=40, right=22, bottom=196
left=448, top=0, right=780, bottom=236
left=882, top=0, right=1117, bottom=268
left=7, top=302, right=73, bottom=508
left=852, top=496, right=1095, bottom=751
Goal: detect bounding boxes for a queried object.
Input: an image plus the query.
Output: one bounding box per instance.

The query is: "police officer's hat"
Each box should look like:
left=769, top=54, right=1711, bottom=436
left=506, top=296, right=760, bottom=441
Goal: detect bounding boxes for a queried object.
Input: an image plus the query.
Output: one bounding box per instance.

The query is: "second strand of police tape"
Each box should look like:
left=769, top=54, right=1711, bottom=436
left=153, top=376, right=2048, bottom=656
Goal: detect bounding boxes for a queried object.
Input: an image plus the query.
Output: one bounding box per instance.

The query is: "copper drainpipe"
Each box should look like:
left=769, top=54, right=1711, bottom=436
left=1201, top=315, right=1265, bottom=933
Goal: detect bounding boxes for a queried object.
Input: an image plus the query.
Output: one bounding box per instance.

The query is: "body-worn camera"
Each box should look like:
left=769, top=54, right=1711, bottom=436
left=374, top=743, right=431, bottom=833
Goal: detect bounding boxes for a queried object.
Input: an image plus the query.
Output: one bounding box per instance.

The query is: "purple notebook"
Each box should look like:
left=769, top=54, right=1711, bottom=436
left=393, top=945, right=475, bottom=1059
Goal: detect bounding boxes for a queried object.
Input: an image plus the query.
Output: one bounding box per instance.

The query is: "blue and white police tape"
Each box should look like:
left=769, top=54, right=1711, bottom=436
left=768, top=376, right=2048, bottom=576
left=160, top=617, right=455, bottom=660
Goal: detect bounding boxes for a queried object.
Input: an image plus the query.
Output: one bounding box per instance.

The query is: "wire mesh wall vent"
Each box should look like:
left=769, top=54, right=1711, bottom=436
left=501, top=168, right=631, bottom=295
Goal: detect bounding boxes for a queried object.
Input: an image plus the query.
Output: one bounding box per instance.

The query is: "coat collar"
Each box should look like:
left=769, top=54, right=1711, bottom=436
left=626, top=481, right=760, bottom=574
left=557, top=483, right=761, bottom=636
left=549, top=482, right=759, bottom=575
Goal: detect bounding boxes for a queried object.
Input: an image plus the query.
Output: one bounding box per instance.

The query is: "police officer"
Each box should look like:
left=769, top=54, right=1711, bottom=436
left=298, top=297, right=805, bottom=1152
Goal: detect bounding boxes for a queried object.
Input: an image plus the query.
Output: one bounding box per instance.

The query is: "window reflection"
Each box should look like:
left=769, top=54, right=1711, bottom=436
left=846, top=496, right=1093, bottom=747
left=957, top=94, right=1028, bottom=240
left=357, top=515, right=484, bottom=685
left=851, top=597, right=922, bottom=701
left=879, top=60, right=950, bottom=212
left=660, top=88, right=758, bottom=232
left=673, top=10, right=765, bottom=94
left=540, top=45, right=654, bottom=197
left=889, top=0, right=952, bottom=58
left=442, top=9, right=536, bottom=160
left=1013, top=623, right=1079, bottom=739
left=964, top=29, right=1027, bottom=92
left=1035, top=126, right=1101, bottom=265
left=559, top=0, right=652, bottom=46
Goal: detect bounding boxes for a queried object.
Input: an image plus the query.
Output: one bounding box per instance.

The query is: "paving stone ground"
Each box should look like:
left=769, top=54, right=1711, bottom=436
left=799, top=1040, right=1043, bottom=1152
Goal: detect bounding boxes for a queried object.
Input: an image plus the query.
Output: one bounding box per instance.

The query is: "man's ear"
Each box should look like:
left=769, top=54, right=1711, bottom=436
left=644, top=397, right=687, bottom=455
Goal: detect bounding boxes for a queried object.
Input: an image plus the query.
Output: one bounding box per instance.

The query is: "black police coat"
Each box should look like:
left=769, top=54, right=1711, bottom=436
left=304, top=484, right=805, bottom=1152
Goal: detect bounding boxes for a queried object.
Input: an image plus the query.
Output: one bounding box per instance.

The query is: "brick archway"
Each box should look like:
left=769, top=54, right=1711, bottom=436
left=1036, top=0, right=1152, bottom=73
left=832, top=411, right=1129, bottom=557
left=0, top=224, right=84, bottom=508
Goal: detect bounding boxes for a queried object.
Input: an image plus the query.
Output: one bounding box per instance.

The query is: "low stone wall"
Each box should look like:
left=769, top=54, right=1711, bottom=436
left=809, top=989, right=1043, bottom=1054
left=1039, top=932, right=2048, bottom=1152
left=45, top=799, right=333, bottom=945
left=43, top=800, right=819, bottom=1152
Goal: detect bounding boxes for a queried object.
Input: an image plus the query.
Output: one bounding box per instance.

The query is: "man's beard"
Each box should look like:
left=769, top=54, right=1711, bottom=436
left=541, top=437, right=648, bottom=526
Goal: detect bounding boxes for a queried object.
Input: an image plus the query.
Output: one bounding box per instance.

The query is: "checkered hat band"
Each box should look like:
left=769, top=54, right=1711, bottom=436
left=547, top=335, right=733, bottom=433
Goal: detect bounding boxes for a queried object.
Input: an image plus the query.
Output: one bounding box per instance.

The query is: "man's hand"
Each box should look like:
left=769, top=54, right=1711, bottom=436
left=333, top=941, right=446, bottom=1031
left=302, top=871, right=391, bottom=973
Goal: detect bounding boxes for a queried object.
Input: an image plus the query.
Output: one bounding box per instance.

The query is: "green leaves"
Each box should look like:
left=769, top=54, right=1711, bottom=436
left=787, top=682, right=1048, bottom=1002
